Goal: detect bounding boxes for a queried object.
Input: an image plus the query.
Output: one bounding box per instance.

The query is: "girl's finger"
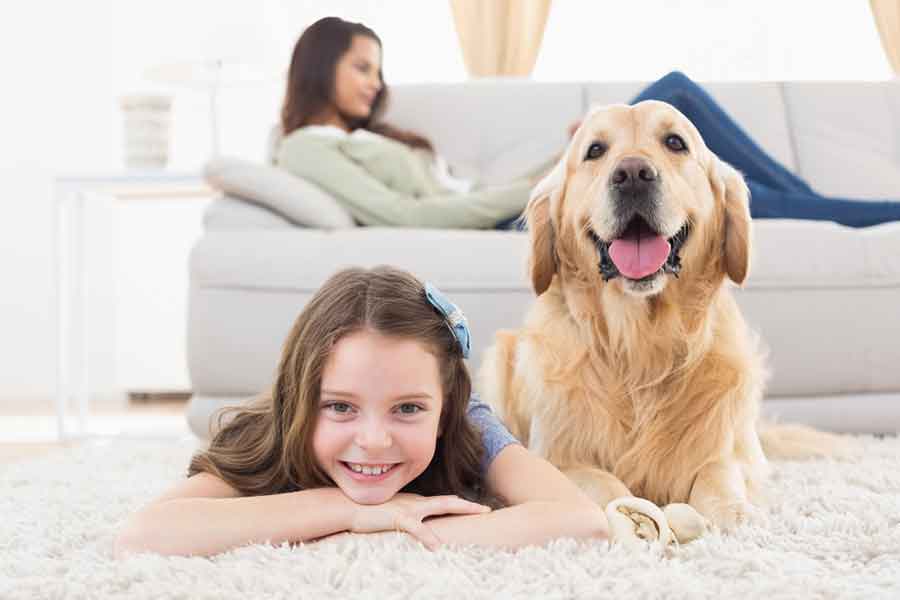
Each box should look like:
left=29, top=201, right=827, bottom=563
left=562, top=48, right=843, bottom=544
left=426, top=494, right=489, bottom=508
left=401, top=518, right=442, bottom=551
left=424, top=496, right=491, bottom=517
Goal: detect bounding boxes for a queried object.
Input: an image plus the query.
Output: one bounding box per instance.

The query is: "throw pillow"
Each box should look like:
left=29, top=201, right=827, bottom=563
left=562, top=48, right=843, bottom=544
left=204, top=156, right=356, bottom=228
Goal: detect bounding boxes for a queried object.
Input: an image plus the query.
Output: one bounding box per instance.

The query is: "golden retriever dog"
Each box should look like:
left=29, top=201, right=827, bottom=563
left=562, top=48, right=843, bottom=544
left=479, top=101, right=847, bottom=546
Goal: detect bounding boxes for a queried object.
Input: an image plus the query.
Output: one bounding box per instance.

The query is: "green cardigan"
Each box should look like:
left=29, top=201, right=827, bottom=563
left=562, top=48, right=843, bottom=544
left=276, top=127, right=533, bottom=229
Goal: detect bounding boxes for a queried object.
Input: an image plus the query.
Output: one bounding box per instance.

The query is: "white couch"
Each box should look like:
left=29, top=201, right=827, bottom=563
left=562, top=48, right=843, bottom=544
left=187, top=79, right=900, bottom=438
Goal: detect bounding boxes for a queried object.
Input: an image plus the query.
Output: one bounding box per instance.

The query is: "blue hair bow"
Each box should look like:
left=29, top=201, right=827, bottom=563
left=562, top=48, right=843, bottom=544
left=424, top=282, right=471, bottom=359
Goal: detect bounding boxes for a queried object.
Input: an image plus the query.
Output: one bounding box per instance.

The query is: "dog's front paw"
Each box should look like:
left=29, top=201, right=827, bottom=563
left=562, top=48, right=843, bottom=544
left=704, top=501, right=764, bottom=532
left=663, top=503, right=709, bottom=544
left=605, top=497, right=673, bottom=548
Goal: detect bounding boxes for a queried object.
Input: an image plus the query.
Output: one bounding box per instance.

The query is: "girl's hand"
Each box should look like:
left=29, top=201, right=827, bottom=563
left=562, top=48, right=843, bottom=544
left=350, top=493, right=491, bottom=550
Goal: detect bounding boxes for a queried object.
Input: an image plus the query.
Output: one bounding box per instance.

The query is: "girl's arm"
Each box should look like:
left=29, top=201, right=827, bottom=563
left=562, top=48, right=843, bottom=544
left=113, top=473, right=357, bottom=558
left=114, top=473, right=490, bottom=558
left=425, top=444, right=608, bottom=548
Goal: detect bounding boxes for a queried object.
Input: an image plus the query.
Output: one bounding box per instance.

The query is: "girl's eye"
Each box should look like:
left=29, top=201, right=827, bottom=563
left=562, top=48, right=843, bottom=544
left=584, top=142, right=606, bottom=160
left=665, top=134, right=688, bottom=152
left=327, top=402, right=353, bottom=414
left=397, top=403, right=422, bottom=415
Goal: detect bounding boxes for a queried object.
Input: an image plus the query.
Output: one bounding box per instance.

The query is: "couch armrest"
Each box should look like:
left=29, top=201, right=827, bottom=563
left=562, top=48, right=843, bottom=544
left=204, top=156, right=355, bottom=228
left=203, top=196, right=296, bottom=231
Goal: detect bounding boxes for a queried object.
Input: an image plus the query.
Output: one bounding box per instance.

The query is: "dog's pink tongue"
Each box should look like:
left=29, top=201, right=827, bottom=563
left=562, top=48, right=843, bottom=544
left=609, top=227, right=671, bottom=280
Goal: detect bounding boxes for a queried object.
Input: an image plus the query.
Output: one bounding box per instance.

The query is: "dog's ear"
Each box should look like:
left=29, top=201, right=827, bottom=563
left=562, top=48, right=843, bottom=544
left=527, top=194, right=556, bottom=295
left=526, top=162, right=565, bottom=296
left=709, top=157, right=752, bottom=285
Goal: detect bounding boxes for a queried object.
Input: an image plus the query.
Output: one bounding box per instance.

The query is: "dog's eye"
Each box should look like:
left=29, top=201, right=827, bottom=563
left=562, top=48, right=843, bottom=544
left=584, top=142, right=607, bottom=161
left=664, top=134, right=688, bottom=152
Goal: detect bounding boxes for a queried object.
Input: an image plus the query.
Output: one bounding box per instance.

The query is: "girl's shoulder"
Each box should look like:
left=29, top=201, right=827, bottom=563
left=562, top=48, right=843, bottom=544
left=466, top=395, right=503, bottom=423
left=467, top=394, right=489, bottom=411
left=466, top=394, right=521, bottom=471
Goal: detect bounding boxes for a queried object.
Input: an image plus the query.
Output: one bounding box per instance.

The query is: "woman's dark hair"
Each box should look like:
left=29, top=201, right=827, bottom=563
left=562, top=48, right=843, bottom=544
left=280, top=16, right=432, bottom=151
left=189, top=266, right=485, bottom=502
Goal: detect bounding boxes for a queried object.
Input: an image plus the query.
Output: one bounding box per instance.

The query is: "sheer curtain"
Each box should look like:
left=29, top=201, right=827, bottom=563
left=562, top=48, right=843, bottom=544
left=871, top=0, right=900, bottom=73
left=449, top=0, right=551, bottom=77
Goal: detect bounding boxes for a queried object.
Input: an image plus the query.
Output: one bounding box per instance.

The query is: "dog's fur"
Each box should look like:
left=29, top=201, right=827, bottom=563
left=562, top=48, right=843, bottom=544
left=480, top=101, right=845, bottom=532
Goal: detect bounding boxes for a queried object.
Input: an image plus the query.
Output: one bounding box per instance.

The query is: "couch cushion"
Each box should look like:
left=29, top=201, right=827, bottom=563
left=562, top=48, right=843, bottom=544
left=748, top=219, right=900, bottom=288
left=585, top=81, right=799, bottom=173
left=737, top=220, right=900, bottom=396
left=385, top=82, right=582, bottom=184
left=191, top=228, right=531, bottom=291
left=189, top=221, right=900, bottom=399
left=782, top=81, right=900, bottom=199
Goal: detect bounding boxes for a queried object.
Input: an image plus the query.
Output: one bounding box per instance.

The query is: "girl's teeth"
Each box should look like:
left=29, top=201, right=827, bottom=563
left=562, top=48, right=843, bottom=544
left=348, top=463, right=393, bottom=476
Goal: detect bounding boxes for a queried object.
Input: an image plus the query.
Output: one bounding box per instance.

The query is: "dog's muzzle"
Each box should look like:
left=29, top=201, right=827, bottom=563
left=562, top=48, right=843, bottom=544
left=590, top=221, right=691, bottom=282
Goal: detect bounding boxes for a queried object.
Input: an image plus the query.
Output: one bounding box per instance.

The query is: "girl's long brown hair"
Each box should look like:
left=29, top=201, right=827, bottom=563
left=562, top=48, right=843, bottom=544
left=189, top=266, right=484, bottom=501
left=280, top=16, right=433, bottom=151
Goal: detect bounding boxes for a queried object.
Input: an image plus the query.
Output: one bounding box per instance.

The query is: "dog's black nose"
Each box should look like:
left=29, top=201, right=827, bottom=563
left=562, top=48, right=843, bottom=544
left=610, top=157, right=658, bottom=194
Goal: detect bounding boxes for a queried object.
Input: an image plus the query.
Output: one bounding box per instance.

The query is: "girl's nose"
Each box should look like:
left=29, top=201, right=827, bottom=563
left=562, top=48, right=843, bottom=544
left=355, top=420, right=392, bottom=450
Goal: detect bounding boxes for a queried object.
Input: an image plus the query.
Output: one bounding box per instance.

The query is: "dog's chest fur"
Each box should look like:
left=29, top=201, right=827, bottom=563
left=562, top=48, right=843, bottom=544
left=515, top=288, right=754, bottom=505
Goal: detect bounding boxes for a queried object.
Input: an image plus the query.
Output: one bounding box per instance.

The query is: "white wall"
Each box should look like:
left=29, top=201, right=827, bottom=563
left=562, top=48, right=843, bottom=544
left=0, top=0, right=283, bottom=412
left=534, top=0, right=892, bottom=81
left=0, top=0, right=891, bottom=413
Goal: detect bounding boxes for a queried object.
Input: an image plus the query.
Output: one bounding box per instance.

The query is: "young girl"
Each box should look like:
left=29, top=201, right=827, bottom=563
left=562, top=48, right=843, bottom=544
left=115, top=266, right=608, bottom=557
left=276, top=16, right=900, bottom=230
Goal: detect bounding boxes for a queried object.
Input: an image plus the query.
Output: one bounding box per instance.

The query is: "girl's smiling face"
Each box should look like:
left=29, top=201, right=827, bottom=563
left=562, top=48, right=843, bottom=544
left=313, top=329, right=443, bottom=505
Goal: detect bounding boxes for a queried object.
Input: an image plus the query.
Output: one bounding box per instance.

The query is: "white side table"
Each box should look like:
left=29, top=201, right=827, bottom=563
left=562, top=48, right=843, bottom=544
left=53, top=171, right=215, bottom=440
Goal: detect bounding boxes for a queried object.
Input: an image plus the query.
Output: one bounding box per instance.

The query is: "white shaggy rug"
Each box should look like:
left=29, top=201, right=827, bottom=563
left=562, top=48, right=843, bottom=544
left=3, top=436, right=900, bottom=600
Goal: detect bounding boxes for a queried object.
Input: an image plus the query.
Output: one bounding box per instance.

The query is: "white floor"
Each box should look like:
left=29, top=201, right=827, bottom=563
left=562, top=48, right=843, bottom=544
left=0, top=397, right=190, bottom=444
left=0, top=413, right=189, bottom=443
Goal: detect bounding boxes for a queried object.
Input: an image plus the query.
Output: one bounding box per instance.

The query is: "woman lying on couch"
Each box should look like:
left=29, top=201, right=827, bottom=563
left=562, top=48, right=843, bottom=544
left=276, top=16, right=900, bottom=230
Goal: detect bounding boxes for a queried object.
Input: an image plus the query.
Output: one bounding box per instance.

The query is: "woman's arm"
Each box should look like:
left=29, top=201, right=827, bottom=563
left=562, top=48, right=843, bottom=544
left=114, top=473, right=358, bottom=558
left=338, top=135, right=442, bottom=197
left=277, top=134, right=530, bottom=228
left=425, top=444, right=608, bottom=548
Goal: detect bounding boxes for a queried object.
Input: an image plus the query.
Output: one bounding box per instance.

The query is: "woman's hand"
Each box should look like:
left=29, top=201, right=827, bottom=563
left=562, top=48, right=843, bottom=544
left=523, top=120, right=582, bottom=186
left=567, top=119, right=582, bottom=139
left=350, top=493, right=491, bottom=550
